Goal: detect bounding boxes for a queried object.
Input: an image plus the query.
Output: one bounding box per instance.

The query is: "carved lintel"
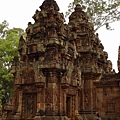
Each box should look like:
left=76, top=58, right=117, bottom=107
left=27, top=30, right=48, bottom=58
left=61, top=83, right=69, bottom=89
left=35, top=82, right=45, bottom=88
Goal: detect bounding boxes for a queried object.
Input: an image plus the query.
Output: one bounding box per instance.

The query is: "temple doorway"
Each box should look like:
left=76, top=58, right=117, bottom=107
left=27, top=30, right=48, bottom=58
left=66, top=96, right=72, bottom=118
left=22, top=93, right=37, bottom=118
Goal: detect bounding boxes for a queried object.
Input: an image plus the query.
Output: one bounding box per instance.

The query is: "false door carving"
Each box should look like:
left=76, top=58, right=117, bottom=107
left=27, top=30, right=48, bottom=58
left=22, top=93, right=37, bottom=119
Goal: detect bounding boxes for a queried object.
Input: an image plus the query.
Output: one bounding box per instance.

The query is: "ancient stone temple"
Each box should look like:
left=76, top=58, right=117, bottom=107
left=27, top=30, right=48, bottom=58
left=4, top=0, right=120, bottom=120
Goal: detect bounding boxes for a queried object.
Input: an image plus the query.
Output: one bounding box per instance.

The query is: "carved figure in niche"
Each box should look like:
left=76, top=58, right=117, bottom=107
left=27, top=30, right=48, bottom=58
left=39, top=55, right=45, bottom=64
left=42, top=4, right=49, bottom=11
left=40, top=26, right=46, bottom=34
left=39, top=12, right=44, bottom=20
left=33, top=61, right=45, bottom=83
left=49, top=13, right=55, bottom=22
left=71, top=70, right=77, bottom=86
left=47, top=28, right=58, bottom=38
left=71, top=68, right=81, bottom=86
left=45, top=48, right=56, bottom=61
left=37, top=43, right=45, bottom=52
left=32, top=45, right=37, bottom=53
left=61, top=71, right=69, bottom=84
left=76, top=26, right=82, bottom=32
left=50, top=4, right=55, bottom=11
left=76, top=38, right=80, bottom=47
left=61, top=68, right=73, bottom=84
left=45, top=90, right=52, bottom=103
left=37, top=69, right=45, bottom=83
left=29, top=70, right=35, bottom=83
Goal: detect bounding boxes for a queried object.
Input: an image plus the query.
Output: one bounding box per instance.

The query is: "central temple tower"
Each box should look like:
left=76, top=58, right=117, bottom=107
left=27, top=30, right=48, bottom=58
left=10, top=0, right=81, bottom=119
left=8, top=0, right=119, bottom=120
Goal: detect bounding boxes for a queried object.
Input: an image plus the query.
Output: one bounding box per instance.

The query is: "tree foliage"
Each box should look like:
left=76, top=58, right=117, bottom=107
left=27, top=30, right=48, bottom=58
left=0, top=20, right=25, bottom=105
left=66, top=0, right=120, bottom=31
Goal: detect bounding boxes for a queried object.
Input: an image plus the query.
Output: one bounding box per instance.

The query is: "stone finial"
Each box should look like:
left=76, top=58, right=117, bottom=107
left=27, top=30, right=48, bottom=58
left=18, top=36, right=25, bottom=47
left=28, top=22, right=32, bottom=26
left=39, top=0, right=59, bottom=11
left=10, top=56, right=19, bottom=74
left=74, top=4, right=82, bottom=12
left=69, top=4, right=89, bottom=22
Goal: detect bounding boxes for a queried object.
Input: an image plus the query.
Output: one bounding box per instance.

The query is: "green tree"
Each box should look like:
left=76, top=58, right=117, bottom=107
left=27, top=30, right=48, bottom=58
left=0, top=20, right=25, bottom=105
left=66, top=0, right=120, bottom=31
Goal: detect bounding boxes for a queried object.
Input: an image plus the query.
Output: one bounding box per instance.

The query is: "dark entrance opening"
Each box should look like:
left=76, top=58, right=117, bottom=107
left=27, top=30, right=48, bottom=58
left=66, top=96, right=71, bottom=118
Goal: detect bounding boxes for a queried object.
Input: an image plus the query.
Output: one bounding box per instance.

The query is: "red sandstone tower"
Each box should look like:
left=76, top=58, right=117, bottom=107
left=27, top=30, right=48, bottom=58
left=10, top=0, right=81, bottom=119
left=5, top=0, right=120, bottom=120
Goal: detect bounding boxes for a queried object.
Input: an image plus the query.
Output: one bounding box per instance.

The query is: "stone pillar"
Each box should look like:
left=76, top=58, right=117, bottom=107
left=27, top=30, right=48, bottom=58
left=36, top=87, right=45, bottom=115
left=17, top=91, right=22, bottom=113
left=45, top=71, right=59, bottom=116
left=63, top=90, right=66, bottom=115
left=13, top=90, right=22, bottom=119
left=84, top=79, right=93, bottom=110
left=75, top=91, right=79, bottom=111
left=72, top=95, right=75, bottom=120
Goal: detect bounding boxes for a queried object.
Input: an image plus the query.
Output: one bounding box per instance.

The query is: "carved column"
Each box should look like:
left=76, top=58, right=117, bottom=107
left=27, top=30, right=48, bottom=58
left=75, top=91, right=79, bottom=111
left=82, top=79, right=95, bottom=114
left=17, top=91, right=22, bottom=114
left=36, top=87, right=45, bottom=114
left=63, top=90, right=67, bottom=116
left=45, top=71, right=59, bottom=116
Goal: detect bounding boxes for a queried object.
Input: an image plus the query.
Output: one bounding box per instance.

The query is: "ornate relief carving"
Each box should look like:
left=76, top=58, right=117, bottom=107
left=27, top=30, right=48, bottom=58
left=9, top=0, right=119, bottom=120
left=84, top=80, right=91, bottom=109
left=22, top=93, right=37, bottom=118
left=21, top=68, right=35, bottom=84
left=45, top=89, right=52, bottom=103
